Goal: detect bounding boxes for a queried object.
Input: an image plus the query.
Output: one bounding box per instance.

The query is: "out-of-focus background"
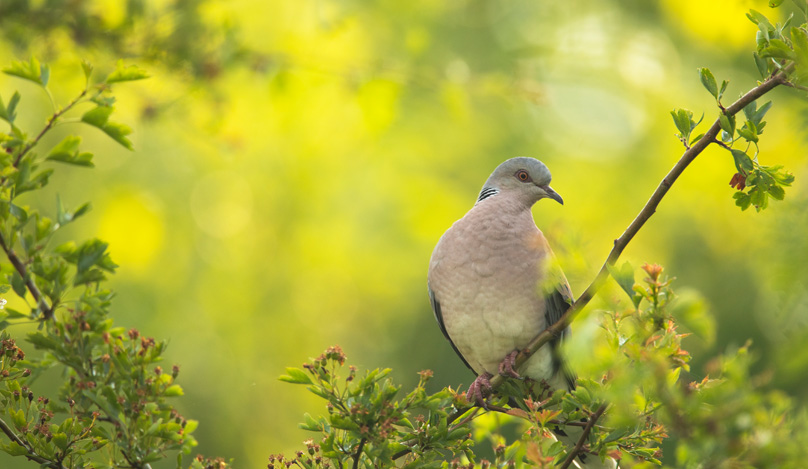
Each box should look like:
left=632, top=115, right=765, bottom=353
left=1, top=0, right=807, bottom=466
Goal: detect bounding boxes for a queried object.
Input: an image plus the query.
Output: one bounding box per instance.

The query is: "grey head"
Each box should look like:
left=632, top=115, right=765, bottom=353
left=477, top=157, right=564, bottom=206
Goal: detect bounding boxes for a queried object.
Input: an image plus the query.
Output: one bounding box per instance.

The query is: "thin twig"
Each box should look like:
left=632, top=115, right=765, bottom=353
left=0, top=416, right=65, bottom=468
left=11, top=88, right=88, bottom=167
left=393, top=66, right=794, bottom=464
left=489, top=66, right=792, bottom=391
left=352, top=438, right=366, bottom=469
left=560, top=404, right=608, bottom=469
left=0, top=229, right=53, bottom=319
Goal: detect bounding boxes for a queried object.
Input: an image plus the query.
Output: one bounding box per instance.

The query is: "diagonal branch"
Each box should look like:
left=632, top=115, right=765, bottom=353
left=489, top=66, right=792, bottom=391
left=0, top=230, right=53, bottom=319
left=560, top=404, right=608, bottom=469
left=0, top=416, right=66, bottom=469
left=393, top=66, right=794, bottom=463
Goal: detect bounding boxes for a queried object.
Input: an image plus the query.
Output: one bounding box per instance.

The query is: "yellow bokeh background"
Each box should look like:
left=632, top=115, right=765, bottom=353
left=1, top=0, right=807, bottom=466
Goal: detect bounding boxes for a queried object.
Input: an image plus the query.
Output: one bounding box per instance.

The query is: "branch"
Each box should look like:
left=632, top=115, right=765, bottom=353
left=559, top=404, right=608, bottom=469
left=0, top=416, right=65, bottom=469
left=352, top=438, right=366, bottom=469
left=489, top=67, right=792, bottom=391
left=0, top=229, right=53, bottom=319
left=11, top=88, right=88, bottom=167
left=392, top=66, right=794, bottom=464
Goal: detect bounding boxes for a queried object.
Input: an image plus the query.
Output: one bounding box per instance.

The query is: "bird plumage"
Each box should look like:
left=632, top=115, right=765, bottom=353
left=428, top=157, right=573, bottom=390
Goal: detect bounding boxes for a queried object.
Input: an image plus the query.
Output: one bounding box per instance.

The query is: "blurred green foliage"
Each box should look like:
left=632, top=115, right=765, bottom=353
left=1, top=0, right=807, bottom=467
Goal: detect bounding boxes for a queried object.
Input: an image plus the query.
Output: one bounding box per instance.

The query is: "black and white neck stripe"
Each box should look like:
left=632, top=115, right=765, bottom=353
left=477, top=187, right=499, bottom=203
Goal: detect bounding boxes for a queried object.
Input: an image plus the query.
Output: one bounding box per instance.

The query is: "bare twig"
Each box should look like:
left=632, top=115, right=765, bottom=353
left=560, top=404, right=608, bottom=469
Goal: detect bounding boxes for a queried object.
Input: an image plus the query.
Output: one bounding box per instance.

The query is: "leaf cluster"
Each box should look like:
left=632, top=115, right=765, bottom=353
left=279, top=345, right=474, bottom=468
left=670, top=4, right=807, bottom=213
left=0, top=58, right=227, bottom=468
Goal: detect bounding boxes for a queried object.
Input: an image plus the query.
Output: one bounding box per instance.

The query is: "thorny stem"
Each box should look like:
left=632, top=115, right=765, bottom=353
left=559, top=404, right=608, bottom=469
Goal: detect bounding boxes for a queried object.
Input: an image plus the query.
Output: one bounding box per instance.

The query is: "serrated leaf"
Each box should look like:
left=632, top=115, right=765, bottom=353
left=768, top=184, right=785, bottom=200
left=12, top=409, right=26, bottom=430
left=3, top=441, right=28, bottom=456
left=81, top=60, right=94, bottom=82
left=81, top=106, right=133, bottom=150
left=105, top=60, right=149, bottom=84
left=770, top=0, right=786, bottom=6
left=3, top=57, right=45, bottom=86
left=46, top=135, right=94, bottom=167
left=279, top=367, right=313, bottom=384
left=698, top=67, right=718, bottom=99
left=82, top=106, right=112, bottom=127
left=734, top=191, right=752, bottom=211
left=0, top=91, right=21, bottom=125
left=761, top=38, right=796, bottom=60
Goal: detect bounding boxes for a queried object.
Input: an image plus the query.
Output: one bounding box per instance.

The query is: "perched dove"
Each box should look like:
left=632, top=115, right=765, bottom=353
left=428, top=157, right=616, bottom=468
left=428, top=156, right=573, bottom=400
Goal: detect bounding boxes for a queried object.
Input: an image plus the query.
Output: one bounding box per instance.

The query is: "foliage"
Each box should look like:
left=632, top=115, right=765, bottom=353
left=279, top=264, right=808, bottom=468
left=0, top=60, right=226, bottom=468
left=673, top=5, right=806, bottom=212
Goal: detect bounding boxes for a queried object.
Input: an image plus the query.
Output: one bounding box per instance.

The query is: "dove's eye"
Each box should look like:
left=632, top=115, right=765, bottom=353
left=515, top=170, right=530, bottom=182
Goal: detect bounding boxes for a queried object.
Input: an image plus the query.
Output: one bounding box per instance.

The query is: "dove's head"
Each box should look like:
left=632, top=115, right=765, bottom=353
left=478, top=157, right=563, bottom=206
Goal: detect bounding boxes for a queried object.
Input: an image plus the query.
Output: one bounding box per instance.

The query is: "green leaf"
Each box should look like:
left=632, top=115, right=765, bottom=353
left=768, top=184, right=785, bottom=200
left=105, top=60, right=149, bottom=84
left=734, top=191, right=751, bottom=210
left=2, top=441, right=29, bottom=457
left=279, top=367, right=313, bottom=384
left=769, top=0, right=786, bottom=6
left=761, top=38, right=796, bottom=60
left=718, top=80, right=729, bottom=101
left=0, top=91, right=21, bottom=125
left=10, top=272, right=26, bottom=298
left=46, top=135, right=94, bottom=167
left=81, top=106, right=133, bottom=150
left=164, top=384, right=184, bottom=396
left=3, top=57, right=47, bottom=86
left=731, top=150, right=754, bottom=173
left=12, top=409, right=26, bottom=430
left=747, top=9, right=774, bottom=29
left=753, top=52, right=769, bottom=78
left=607, top=262, right=635, bottom=303
left=719, top=113, right=736, bottom=136
left=791, top=0, right=808, bottom=18
left=52, top=432, right=68, bottom=450
left=81, top=60, right=94, bottom=83
left=698, top=68, right=718, bottom=99
left=82, top=106, right=113, bottom=127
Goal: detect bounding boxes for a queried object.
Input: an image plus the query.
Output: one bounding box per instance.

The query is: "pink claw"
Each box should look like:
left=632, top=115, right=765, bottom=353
left=498, top=350, right=521, bottom=379
left=467, top=372, right=494, bottom=408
